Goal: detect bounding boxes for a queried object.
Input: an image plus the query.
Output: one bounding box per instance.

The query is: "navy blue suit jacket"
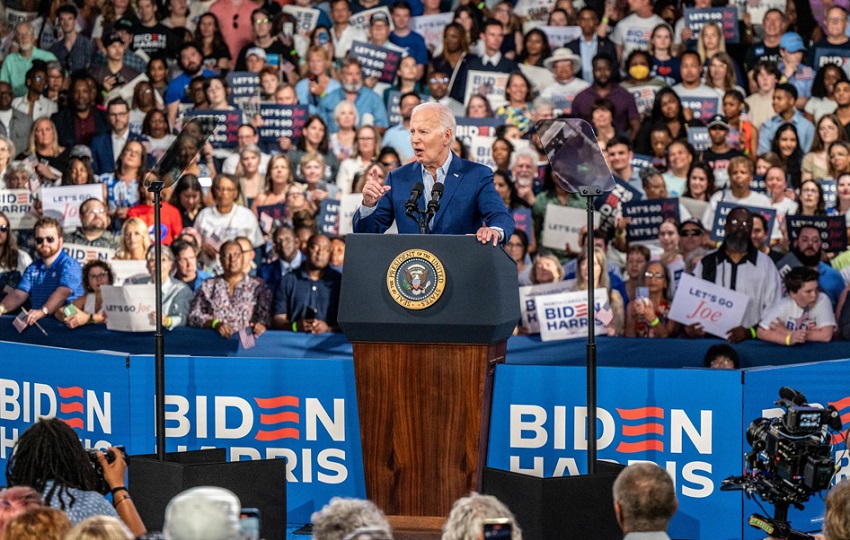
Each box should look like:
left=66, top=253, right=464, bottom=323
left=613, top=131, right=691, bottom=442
left=90, top=132, right=147, bottom=175
left=352, top=153, right=515, bottom=239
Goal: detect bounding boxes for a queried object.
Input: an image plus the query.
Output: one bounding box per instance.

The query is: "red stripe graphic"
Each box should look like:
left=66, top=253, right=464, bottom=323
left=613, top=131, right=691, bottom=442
left=60, top=403, right=84, bottom=414
left=616, top=440, right=664, bottom=453
left=840, top=412, right=850, bottom=424
left=830, top=396, right=850, bottom=410
left=16, top=193, right=27, bottom=204
left=832, top=432, right=847, bottom=445
left=622, top=423, right=664, bottom=436
left=617, top=407, right=664, bottom=420
left=57, top=386, right=84, bottom=398
left=260, top=412, right=299, bottom=425
left=254, top=396, right=298, bottom=408
left=255, top=428, right=300, bottom=441
left=60, top=418, right=85, bottom=429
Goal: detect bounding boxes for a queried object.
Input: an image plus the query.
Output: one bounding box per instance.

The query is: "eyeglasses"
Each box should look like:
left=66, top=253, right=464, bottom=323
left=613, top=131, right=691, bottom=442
left=506, top=242, right=524, bottom=248
left=83, top=208, right=106, bottom=215
left=35, top=236, right=56, bottom=244
left=223, top=252, right=242, bottom=259
left=429, top=77, right=449, bottom=84
left=253, top=17, right=269, bottom=24
left=644, top=271, right=664, bottom=279
left=215, top=186, right=237, bottom=193
left=89, top=272, right=109, bottom=279
left=286, top=191, right=304, bottom=198
left=680, top=229, right=702, bottom=237
left=0, top=224, right=8, bottom=232
left=729, top=219, right=749, bottom=227
left=801, top=188, right=819, bottom=195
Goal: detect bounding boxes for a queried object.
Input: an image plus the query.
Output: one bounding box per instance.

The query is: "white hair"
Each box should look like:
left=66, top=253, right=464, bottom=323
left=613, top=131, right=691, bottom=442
left=334, top=100, right=360, bottom=126
left=412, top=102, right=456, bottom=135
left=509, top=147, right=538, bottom=171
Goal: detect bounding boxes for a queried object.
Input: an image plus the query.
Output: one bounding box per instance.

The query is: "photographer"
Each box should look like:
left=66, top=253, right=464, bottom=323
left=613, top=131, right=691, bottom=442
left=5, top=418, right=146, bottom=537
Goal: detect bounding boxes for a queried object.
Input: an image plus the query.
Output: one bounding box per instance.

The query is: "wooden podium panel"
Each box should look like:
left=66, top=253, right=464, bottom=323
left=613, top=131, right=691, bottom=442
left=352, top=341, right=506, bottom=517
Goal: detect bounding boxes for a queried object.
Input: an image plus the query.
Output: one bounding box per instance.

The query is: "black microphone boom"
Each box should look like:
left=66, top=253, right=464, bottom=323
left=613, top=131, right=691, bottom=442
left=405, top=182, right=424, bottom=218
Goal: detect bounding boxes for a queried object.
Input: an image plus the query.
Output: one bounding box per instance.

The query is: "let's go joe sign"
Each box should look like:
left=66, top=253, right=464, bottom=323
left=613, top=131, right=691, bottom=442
left=667, top=273, right=749, bottom=337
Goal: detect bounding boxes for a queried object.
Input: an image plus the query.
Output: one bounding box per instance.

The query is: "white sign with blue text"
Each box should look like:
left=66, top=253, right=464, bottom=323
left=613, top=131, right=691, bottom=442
left=667, top=273, right=748, bottom=337
left=537, top=288, right=609, bottom=341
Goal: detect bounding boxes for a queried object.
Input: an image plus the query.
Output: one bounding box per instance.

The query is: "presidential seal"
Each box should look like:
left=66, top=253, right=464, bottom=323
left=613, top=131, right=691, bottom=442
left=386, top=249, right=446, bottom=310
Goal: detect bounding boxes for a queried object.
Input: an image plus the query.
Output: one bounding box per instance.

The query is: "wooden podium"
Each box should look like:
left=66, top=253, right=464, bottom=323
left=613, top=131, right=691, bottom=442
left=339, top=234, right=520, bottom=519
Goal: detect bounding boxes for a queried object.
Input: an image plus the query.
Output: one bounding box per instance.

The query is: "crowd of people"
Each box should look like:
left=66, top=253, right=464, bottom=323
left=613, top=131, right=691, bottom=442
left=3, top=416, right=849, bottom=539
left=0, top=0, right=849, bottom=351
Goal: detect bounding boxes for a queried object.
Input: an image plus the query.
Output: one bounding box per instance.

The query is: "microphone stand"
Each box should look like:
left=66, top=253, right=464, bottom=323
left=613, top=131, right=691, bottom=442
left=148, top=180, right=167, bottom=460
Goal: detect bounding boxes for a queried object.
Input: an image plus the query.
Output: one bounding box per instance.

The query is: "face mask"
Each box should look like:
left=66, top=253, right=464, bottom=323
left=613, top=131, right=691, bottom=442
left=629, top=64, right=650, bottom=80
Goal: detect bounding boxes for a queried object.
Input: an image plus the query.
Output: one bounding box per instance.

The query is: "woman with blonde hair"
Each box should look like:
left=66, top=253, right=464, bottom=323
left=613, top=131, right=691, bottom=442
left=115, top=217, right=151, bottom=260
left=696, top=23, right=724, bottom=67
left=804, top=114, right=848, bottom=181
left=65, top=516, right=132, bottom=540
left=0, top=135, right=16, bottom=181
left=25, top=118, right=67, bottom=185
left=574, top=247, right=625, bottom=336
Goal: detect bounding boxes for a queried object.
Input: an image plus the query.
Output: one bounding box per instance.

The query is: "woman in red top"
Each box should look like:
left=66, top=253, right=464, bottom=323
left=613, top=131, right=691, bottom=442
left=127, top=178, right=184, bottom=245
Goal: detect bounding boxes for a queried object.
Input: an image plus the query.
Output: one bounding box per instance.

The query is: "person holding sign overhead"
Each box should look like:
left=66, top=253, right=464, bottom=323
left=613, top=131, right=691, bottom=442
left=757, top=267, right=836, bottom=345
left=691, top=207, right=782, bottom=343
left=353, top=102, right=513, bottom=243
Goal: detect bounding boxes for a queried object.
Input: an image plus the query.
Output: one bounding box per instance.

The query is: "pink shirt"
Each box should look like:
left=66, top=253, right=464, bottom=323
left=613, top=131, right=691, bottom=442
left=209, top=0, right=260, bottom=60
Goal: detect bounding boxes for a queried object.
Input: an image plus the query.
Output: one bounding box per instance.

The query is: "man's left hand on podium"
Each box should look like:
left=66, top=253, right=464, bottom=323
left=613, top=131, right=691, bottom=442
left=476, top=226, right=501, bottom=246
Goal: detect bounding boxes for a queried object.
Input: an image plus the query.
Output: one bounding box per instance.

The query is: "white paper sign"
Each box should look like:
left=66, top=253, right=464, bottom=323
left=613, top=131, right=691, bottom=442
left=469, top=135, right=497, bottom=169
left=0, top=189, right=37, bottom=230
left=101, top=284, right=156, bottom=332
left=519, top=280, right=575, bottom=333
left=464, top=70, right=508, bottom=108
left=537, top=25, right=583, bottom=49
left=541, top=205, right=599, bottom=251
left=350, top=7, right=393, bottom=34
left=538, top=288, right=609, bottom=341
left=40, top=184, right=104, bottom=228
left=283, top=5, right=319, bottom=35
left=410, top=13, right=453, bottom=49
left=515, top=0, right=557, bottom=22
left=337, top=193, right=363, bottom=236
left=519, top=64, right=555, bottom=93
left=62, top=243, right=116, bottom=264
left=108, top=259, right=149, bottom=286
left=667, top=273, right=749, bottom=338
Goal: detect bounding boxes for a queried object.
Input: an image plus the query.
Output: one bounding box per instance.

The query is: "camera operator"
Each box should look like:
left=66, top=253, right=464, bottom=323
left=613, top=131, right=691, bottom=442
left=5, top=418, right=146, bottom=537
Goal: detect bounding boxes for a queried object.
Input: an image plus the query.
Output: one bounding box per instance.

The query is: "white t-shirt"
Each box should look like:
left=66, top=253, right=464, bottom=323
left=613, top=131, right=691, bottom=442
left=194, top=204, right=265, bottom=272
left=540, top=78, right=590, bottom=115
left=610, top=13, right=665, bottom=63
left=672, top=83, right=720, bottom=121
left=759, top=292, right=836, bottom=331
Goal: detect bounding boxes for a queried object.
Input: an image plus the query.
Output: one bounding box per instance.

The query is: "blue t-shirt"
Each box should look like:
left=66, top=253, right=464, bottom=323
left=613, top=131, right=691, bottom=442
left=165, top=68, right=218, bottom=105
left=18, top=250, right=84, bottom=308
left=389, top=30, right=428, bottom=66
left=273, top=267, right=342, bottom=326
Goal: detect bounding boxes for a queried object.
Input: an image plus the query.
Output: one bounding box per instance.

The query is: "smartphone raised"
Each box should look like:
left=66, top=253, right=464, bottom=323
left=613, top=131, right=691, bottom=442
left=483, top=518, right=512, bottom=540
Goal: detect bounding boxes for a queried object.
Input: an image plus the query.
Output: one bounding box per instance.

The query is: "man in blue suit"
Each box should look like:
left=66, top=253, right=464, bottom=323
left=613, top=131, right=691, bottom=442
left=353, top=102, right=514, bottom=244
left=91, top=97, right=146, bottom=175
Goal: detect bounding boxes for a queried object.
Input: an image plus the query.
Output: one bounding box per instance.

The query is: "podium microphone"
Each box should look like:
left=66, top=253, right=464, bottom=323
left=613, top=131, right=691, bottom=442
left=405, top=182, right=424, bottom=218
left=427, top=182, right=443, bottom=215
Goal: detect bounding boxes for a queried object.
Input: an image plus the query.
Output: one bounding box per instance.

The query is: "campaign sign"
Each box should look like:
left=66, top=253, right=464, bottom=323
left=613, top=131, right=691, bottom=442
left=750, top=173, right=767, bottom=194
left=469, top=135, right=497, bottom=170
left=629, top=154, right=654, bottom=172
left=455, top=117, right=502, bottom=149
left=538, top=25, right=582, bottom=49
left=486, top=364, right=744, bottom=540
left=386, top=90, right=402, bottom=126
left=226, top=71, right=261, bottom=104
left=709, top=202, right=776, bottom=242
left=541, top=205, right=597, bottom=251
left=258, top=104, right=309, bottom=144
left=109, top=260, right=149, bottom=286
left=256, top=203, right=287, bottom=234
left=593, top=178, right=643, bottom=235
left=0, top=189, right=37, bottom=230
left=518, top=281, right=574, bottom=334
left=349, top=41, right=402, bottom=84
left=667, top=273, right=748, bottom=338
left=282, top=5, right=319, bottom=35
left=410, top=13, right=453, bottom=48
left=622, top=197, right=680, bottom=243
left=512, top=207, right=532, bottom=235
left=684, top=7, right=739, bottom=43
left=464, top=70, right=509, bottom=108
left=185, top=109, right=242, bottom=149
left=41, top=184, right=103, bottom=228
left=537, top=288, right=609, bottom=341
left=822, top=178, right=837, bottom=209
left=318, top=198, right=340, bottom=236
left=680, top=96, right=719, bottom=121
left=813, top=47, right=850, bottom=70
left=349, top=6, right=392, bottom=33
left=786, top=215, right=848, bottom=253
left=515, top=0, right=557, bottom=22
left=101, top=284, right=156, bottom=332
left=687, top=126, right=710, bottom=152
left=518, top=64, right=555, bottom=94
left=62, top=244, right=116, bottom=264
left=337, top=194, right=363, bottom=236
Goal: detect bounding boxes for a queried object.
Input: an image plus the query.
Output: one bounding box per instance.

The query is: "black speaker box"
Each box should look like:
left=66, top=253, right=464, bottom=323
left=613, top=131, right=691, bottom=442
left=128, top=449, right=287, bottom=540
